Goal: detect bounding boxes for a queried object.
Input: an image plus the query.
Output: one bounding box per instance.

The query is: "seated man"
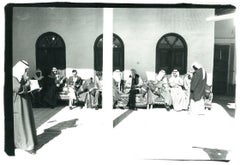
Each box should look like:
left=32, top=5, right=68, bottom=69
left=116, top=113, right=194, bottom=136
left=169, top=69, right=189, bottom=111
left=76, top=77, right=99, bottom=109
left=67, top=69, right=83, bottom=110
left=113, top=78, right=122, bottom=108
left=147, top=70, right=172, bottom=110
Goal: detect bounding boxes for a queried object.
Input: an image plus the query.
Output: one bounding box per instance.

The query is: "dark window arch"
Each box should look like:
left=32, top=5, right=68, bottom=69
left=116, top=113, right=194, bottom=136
left=36, top=32, right=66, bottom=77
left=94, top=33, right=124, bottom=72
left=156, top=33, right=187, bottom=74
left=94, top=34, right=103, bottom=72
left=113, top=33, right=124, bottom=71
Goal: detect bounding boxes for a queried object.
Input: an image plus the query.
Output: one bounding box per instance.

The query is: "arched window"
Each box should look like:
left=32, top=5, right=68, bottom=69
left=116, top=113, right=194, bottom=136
left=94, top=33, right=124, bottom=72
left=113, top=34, right=124, bottom=71
left=94, top=34, right=103, bottom=72
left=36, top=32, right=66, bottom=76
left=156, top=33, right=187, bottom=74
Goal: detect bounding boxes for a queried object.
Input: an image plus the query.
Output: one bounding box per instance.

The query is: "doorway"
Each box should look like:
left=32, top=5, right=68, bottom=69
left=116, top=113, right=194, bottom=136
left=36, top=32, right=66, bottom=77
left=213, top=45, right=230, bottom=95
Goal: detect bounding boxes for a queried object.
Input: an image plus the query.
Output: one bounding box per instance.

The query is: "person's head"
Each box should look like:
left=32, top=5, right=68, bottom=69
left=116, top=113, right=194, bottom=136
left=192, top=62, right=202, bottom=71
left=13, top=60, right=30, bottom=81
left=156, top=70, right=166, bottom=81
left=52, top=67, right=58, bottom=74
left=72, top=69, right=77, bottom=76
left=96, top=71, right=103, bottom=80
left=172, top=69, right=179, bottom=77
left=34, top=69, right=44, bottom=80
left=158, top=70, right=166, bottom=76
left=130, top=69, right=137, bottom=78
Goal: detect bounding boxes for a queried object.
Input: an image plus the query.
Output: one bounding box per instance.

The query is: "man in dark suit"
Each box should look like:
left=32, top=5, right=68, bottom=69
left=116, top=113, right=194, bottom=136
left=67, top=69, right=83, bottom=109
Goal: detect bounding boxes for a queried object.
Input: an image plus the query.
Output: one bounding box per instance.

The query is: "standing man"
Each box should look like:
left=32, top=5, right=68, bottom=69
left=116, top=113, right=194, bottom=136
left=13, top=60, right=38, bottom=154
left=189, top=62, right=207, bottom=114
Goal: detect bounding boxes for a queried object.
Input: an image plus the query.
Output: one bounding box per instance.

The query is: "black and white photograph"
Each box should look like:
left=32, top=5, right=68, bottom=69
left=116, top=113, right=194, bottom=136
left=1, top=1, right=240, bottom=165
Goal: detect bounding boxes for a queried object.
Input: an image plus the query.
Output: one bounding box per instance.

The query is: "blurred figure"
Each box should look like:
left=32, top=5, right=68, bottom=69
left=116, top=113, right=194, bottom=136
left=13, top=60, right=37, bottom=154
left=189, top=62, right=207, bottom=114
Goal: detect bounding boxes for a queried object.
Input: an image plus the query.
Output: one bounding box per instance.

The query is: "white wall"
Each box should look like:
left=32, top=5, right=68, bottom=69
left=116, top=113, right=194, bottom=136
left=113, top=8, right=215, bottom=80
left=12, top=7, right=103, bottom=77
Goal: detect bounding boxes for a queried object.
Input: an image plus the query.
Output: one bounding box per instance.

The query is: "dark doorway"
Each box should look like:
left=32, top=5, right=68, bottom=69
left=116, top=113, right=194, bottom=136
left=94, top=34, right=124, bottom=72
left=156, top=33, right=187, bottom=75
left=213, top=45, right=229, bottom=95
left=36, top=32, right=66, bottom=77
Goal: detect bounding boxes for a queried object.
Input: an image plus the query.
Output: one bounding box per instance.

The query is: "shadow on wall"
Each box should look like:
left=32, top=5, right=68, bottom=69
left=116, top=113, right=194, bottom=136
left=36, top=118, right=78, bottom=151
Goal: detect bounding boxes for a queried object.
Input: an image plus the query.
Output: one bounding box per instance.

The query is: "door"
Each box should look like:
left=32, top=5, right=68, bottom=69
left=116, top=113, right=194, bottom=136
left=213, top=45, right=229, bottom=95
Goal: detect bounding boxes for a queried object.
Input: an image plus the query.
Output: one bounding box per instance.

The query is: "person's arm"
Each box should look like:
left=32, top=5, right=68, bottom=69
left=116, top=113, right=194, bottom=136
left=18, top=76, right=31, bottom=94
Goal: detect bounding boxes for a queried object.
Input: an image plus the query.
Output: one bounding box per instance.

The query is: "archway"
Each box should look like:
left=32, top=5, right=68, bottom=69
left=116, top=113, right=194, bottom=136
left=36, top=32, right=66, bottom=77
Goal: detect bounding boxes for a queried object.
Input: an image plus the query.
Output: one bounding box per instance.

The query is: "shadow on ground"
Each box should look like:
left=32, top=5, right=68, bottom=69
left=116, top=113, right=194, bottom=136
left=36, top=118, right=78, bottom=150
left=193, top=146, right=229, bottom=162
left=213, top=95, right=235, bottom=118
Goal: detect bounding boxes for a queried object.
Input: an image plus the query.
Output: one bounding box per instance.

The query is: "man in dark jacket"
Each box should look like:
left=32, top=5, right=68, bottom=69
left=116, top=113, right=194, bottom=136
left=67, top=69, right=83, bottom=109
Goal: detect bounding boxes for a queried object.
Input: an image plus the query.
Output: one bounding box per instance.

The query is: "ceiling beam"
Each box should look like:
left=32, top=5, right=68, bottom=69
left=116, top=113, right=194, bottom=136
left=206, top=13, right=235, bottom=21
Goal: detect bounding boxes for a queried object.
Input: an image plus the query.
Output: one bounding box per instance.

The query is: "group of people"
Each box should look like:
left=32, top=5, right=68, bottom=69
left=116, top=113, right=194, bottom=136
left=67, top=69, right=102, bottom=110
left=31, top=67, right=102, bottom=110
left=12, top=60, right=207, bottom=155
left=148, top=69, right=191, bottom=111
left=31, top=67, right=66, bottom=108
left=113, top=62, right=208, bottom=113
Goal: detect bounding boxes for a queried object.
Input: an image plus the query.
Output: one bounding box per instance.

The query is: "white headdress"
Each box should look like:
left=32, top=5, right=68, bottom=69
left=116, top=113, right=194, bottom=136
left=113, top=69, right=122, bottom=83
left=156, top=70, right=166, bottom=81
left=13, top=60, right=29, bottom=82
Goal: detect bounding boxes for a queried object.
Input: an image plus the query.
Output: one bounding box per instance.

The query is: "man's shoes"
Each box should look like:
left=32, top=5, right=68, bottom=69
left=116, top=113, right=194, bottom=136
left=165, top=105, right=171, bottom=111
left=129, top=107, right=137, bottom=111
